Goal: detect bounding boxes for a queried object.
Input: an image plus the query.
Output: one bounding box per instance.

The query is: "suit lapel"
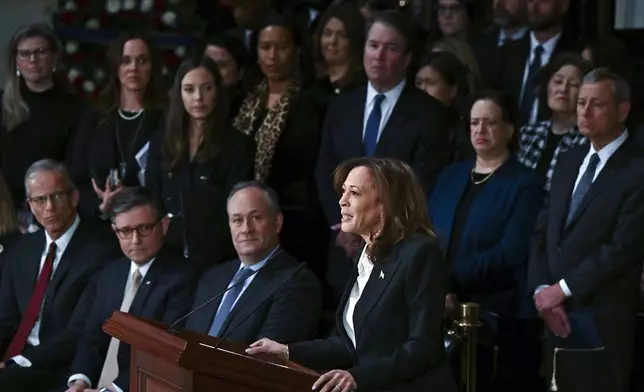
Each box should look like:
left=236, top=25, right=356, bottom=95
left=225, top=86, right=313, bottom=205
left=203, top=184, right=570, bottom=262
left=565, top=140, right=632, bottom=231
left=335, top=265, right=359, bottom=346
left=43, top=223, right=87, bottom=311
left=348, top=87, right=368, bottom=156
left=441, top=163, right=472, bottom=250
left=550, top=147, right=586, bottom=237
left=352, top=248, right=402, bottom=346
left=374, top=86, right=412, bottom=156
left=198, top=262, right=238, bottom=333
left=129, top=257, right=162, bottom=316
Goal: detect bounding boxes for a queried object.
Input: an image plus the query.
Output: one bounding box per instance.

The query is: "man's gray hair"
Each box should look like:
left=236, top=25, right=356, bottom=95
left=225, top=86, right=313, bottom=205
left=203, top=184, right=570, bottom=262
left=24, top=159, right=76, bottom=197
left=582, top=67, right=631, bottom=106
left=227, top=180, right=281, bottom=216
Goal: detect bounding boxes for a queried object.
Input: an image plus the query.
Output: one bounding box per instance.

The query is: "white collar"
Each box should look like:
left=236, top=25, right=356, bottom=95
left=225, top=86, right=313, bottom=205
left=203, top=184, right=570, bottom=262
left=366, top=79, right=406, bottom=106
left=130, top=257, right=155, bottom=280
left=45, top=215, right=80, bottom=254
left=529, top=30, right=561, bottom=55
left=588, top=129, right=629, bottom=163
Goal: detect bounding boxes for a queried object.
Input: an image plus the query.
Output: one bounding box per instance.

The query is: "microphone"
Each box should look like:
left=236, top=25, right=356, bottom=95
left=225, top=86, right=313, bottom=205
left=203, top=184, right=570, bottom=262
left=214, top=262, right=307, bottom=349
left=167, top=267, right=262, bottom=333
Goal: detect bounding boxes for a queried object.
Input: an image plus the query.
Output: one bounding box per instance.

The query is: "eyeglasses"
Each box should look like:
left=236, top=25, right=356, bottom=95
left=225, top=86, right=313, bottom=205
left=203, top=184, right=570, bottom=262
left=16, top=48, right=50, bottom=61
left=113, top=221, right=160, bottom=240
left=27, top=191, right=72, bottom=207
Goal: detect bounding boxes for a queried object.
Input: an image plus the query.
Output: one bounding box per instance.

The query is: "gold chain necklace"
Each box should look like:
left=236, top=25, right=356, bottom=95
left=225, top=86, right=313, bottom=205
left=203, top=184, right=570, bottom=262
left=470, top=168, right=495, bottom=185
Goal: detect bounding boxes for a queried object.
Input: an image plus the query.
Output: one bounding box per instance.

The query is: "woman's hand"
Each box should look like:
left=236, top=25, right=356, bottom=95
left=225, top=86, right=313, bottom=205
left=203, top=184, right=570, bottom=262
left=245, top=338, right=289, bottom=359
left=92, top=176, right=123, bottom=214
left=312, top=369, right=357, bottom=392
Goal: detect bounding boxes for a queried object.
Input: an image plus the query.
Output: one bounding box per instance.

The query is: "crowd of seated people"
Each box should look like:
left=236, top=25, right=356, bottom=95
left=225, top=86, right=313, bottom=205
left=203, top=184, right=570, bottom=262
left=0, top=0, right=643, bottom=391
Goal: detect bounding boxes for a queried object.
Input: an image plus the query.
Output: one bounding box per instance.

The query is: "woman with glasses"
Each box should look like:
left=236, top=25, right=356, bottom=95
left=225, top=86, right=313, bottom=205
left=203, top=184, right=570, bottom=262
left=67, top=31, right=166, bottom=219
left=0, top=23, right=82, bottom=231
left=146, top=55, right=254, bottom=271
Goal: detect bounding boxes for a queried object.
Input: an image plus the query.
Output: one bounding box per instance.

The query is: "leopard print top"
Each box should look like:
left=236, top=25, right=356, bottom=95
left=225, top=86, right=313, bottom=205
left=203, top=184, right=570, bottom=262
left=233, top=79, right=301, bottom=181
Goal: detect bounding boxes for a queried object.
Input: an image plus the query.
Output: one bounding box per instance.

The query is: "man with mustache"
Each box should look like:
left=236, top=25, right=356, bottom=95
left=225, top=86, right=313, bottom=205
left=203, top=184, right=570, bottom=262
left=184, top=181, right=321, bottom=345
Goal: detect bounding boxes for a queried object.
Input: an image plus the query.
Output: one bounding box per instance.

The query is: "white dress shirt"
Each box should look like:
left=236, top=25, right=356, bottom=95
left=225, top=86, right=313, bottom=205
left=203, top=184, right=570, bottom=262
left=11, top=215, right=81, bottom=367
left=520, top=31, right=561, bottom=123
left=343, top=247, right=374, bottom=348
left=68, top=258, right=156, bottom=392
left=362, top=79, right=406, bottom=143
left=557, top=130, right=629, bottom=297
left=498, top=26, right=528, bottom=46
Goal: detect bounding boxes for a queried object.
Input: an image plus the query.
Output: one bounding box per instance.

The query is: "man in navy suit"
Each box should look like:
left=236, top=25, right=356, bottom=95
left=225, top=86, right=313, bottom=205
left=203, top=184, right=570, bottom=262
left=315, top=11, right=450, bottom=300
left=185, top=181, right=321, bottom=345
left=0, top=160, right=120, bottom=392
left=65, top=187, right=196, bottom=392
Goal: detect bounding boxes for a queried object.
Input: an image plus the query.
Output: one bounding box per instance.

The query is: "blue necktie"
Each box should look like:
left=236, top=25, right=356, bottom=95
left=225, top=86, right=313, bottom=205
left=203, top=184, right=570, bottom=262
left=364, top=94, right=386, bottom=157
left=520, top=46, right=543, bottom=125
left=566, top=153, right=600, bottom=226
left=208, top=266, right=254, bottom=337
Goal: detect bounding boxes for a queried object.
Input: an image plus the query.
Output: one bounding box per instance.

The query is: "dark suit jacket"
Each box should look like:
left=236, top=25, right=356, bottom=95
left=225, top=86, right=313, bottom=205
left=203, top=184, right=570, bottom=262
left=527, top=136, right=644, bottom=391
left=494, top=32, right=579, bottom=121
left=68, top=249, right=196, bottom=390
left=315, top=83, right=449, bottom=225
left=67, top=108, right=163, bottom=218
left=288, top=234, right=457, bottom=392
left=0, top=219, right=119, bottom=368
left=430, top=158, right=544, bottom=317
left=470, top=29, right=503, bottom=89
left=145, top=128, right=255, bottom=270
left=185, top=250, right=321, bottom=345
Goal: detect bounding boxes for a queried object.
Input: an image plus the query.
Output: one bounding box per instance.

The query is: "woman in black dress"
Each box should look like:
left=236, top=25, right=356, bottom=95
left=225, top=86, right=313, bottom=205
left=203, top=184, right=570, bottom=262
left=67, top=31, right=166, bottom=218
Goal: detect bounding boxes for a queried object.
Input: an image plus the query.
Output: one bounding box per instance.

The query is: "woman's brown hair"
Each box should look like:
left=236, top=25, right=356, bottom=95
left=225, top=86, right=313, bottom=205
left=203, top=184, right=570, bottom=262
left=163, top=55, right=230, bottom=169
left=95, top=30, right=166, bottom=122
left=333, top=157, right=436, bottom=262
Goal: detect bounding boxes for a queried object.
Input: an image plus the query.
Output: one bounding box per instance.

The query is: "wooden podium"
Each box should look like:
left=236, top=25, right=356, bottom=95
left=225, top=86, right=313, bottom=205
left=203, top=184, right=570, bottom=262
left=103, top=311, right=320, bottom=392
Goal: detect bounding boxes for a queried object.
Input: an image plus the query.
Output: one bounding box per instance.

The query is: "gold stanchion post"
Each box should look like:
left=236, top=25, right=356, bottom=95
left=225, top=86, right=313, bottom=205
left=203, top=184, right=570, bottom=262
left=453, top=302, right=483, bottom=392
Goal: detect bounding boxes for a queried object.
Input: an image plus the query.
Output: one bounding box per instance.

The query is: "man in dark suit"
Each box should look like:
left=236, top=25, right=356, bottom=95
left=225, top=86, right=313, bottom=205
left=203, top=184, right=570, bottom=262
left=528, top=68, right=644, bottom=392
left=185, top=181, right=321, bottom=344
left=495, top=0, right=577, bottom=126
left=316, top=10, right=449, bottom=300
left=66, top=187, right=196, bottom=392
left=0, top=159, right=120, bottom=392
left=471, top=0, right=528, bottom=87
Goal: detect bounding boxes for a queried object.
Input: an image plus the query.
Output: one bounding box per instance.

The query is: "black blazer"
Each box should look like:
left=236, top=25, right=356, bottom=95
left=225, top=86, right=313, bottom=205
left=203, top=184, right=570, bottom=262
left=0, top=219, right=119, bottom=367
left=494, top=32, right=578, bottom=120
left=185, top=250, right=321, bottom=345
left=68, top=249, right=196, bottom=390
left=527, top=136, right=644, bottom=391
left=145, top=128, right=255, bottom=270
left=288, top=234, right=457, bottom=392
left=67, top=108, right=164, bottom=218
left=315, top=83, right=450, bottom=225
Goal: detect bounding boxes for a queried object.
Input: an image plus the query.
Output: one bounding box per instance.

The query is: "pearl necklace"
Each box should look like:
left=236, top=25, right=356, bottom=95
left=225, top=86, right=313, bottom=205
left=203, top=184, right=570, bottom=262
left=118, top=108, right=144, bottom=120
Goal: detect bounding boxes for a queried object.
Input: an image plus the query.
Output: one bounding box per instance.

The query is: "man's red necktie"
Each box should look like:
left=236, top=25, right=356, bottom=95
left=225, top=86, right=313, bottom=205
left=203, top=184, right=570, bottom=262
left=3, top=242, right=57, bottom=360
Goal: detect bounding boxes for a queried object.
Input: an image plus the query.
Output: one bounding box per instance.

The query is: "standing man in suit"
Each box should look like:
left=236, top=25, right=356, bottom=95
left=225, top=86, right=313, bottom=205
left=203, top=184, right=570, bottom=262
left=316, top=10, right=449, bottom=300
left=471, top=0, right=528, bottom=86
left=528, top=68, right=644, bottom=392
left=0, top=159, right=120, bottom=392
left=185, top=181, right=321, bottom=344
left=497, top=0, right=577, bottom=126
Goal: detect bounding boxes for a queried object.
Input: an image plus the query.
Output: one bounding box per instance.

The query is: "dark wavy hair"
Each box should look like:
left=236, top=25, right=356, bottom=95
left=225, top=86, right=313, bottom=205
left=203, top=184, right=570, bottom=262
left=312, top=4, right=366, bottom=86
left=536, top=52, right=592, bottom=118
left=464, top=89, right=520, bottom=152
left=333, top=157, right=436, bottom=263
left=163, top=55, right=230, bottom=169
left=416, top=50, right=470, bottom=107
left=96, top=30, right=166, bottom=122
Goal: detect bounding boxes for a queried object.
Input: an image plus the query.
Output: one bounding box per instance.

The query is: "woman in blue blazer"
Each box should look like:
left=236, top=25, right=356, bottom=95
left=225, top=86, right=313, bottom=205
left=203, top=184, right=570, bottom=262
left=429, top=90, right=544, bottom=392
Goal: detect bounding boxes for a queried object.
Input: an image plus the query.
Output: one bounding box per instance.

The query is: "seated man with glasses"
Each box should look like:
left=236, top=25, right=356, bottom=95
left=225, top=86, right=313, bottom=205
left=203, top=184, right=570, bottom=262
left=0, top=159, right=120, bottom=392
left=65, top=186, right=197, bottom=392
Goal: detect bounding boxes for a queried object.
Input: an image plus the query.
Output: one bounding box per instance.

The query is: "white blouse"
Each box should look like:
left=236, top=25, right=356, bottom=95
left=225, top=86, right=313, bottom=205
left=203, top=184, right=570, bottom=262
left=343, top=247, right=375, bottom=347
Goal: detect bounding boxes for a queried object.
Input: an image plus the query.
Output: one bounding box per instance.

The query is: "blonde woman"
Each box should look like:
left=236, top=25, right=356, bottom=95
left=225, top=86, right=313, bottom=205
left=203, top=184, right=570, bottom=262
left=0, top=23, right=82, bottom=215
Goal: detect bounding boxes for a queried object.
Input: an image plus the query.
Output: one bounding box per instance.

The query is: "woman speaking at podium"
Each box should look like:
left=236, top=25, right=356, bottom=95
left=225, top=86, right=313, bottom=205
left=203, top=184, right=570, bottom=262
left=246, top=158, right=456, bottom=392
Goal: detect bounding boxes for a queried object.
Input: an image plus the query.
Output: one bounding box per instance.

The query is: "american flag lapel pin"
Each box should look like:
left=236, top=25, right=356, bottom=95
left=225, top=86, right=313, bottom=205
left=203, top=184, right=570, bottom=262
left=379, top=271, right=385, bottom=279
